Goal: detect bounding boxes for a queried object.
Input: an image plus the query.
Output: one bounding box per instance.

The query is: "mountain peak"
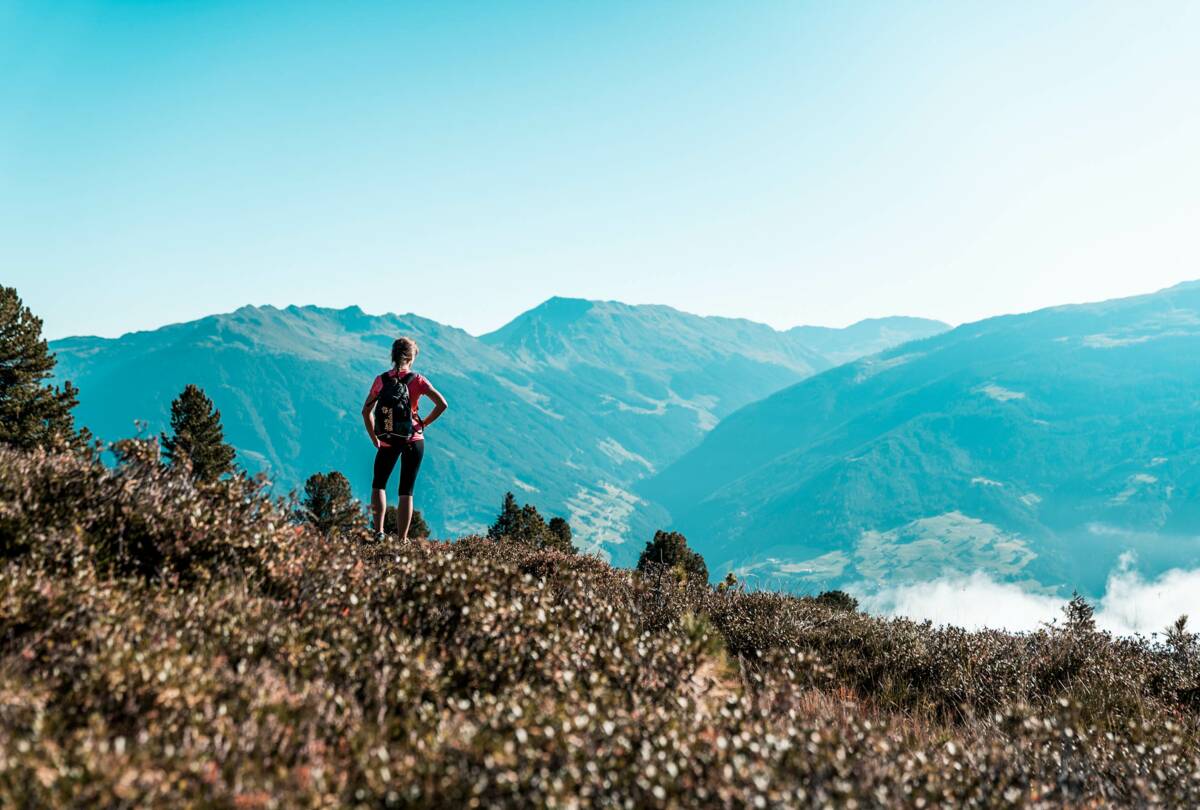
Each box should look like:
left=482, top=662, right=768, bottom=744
left=527, top=296, right=596, bottom=321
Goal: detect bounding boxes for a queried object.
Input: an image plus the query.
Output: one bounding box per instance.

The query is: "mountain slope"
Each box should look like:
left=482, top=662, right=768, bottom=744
left=643, top=281, right=1200, bottom=594
left=52, top=300, right=946, bottom=560
left=480, top=298, right=946, bottom=458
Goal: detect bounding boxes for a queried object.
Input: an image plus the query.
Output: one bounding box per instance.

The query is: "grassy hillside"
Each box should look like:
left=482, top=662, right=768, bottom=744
left=644, top=281, right=1200, bottom=593
left=50, top=300, right=944, bottom=562
left=4, top=444, right=1200, bottom=807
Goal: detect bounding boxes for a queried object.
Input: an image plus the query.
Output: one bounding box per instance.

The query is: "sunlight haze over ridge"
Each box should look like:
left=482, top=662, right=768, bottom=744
left=4, top=1, right=1199, bottom=340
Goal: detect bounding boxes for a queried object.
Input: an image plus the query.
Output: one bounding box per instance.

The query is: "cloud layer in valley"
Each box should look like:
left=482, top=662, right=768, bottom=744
left=861, top=553, right=1200, bottom=636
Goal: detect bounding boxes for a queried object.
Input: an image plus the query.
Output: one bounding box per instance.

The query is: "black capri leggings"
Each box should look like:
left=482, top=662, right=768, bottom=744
left=372, top=439, right=425, bottom=495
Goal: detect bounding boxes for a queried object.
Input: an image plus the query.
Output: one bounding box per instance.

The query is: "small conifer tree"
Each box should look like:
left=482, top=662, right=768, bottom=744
left=1063, top=590, right=1096, bottom=632
left=488, top=492, right=522, bottom=541
left=160, top=384, right=236, bottom=483
left=487, top=492, right=576, bottom=553
left=637, top=530, right=708, bottom=584
left=298, top=471, right=362, bottom=535
left=1166, top=615, right=1196, bottom=663
left=547, top=516, right=574, bottom=554
left=0, top=287, right=80, bottom=450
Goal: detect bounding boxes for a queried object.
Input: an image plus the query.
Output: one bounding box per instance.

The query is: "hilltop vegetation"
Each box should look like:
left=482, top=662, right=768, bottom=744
left=4, top=442, right=1200, bottom=807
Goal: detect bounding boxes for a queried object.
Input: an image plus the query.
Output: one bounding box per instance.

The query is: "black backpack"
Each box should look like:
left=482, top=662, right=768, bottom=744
left=373, top=372, right=416, bottom=444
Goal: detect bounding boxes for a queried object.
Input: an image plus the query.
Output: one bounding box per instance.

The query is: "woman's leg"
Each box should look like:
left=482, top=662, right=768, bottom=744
left=371, top=445, right=402, bottom=535
left=371, top=489, right=386, bottom=534
left=393, top=495, right=413, bottom=539
left=395, top=440, right=425, bottom=539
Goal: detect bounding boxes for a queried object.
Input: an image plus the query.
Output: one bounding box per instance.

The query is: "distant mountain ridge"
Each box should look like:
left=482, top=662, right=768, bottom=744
left=51, top=298, right=946, bottom=560
left=642, top=281, right=1200, bottom=595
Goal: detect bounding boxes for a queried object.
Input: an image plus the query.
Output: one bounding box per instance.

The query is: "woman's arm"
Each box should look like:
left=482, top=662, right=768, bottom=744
left=418, top=385, right=448, bottom=429
left=362, top=392, right=382, bottom=447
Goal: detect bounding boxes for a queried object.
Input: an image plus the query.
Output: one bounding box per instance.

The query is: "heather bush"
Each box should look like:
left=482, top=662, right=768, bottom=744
left=0, top=440, right=280, bottom=580
left=5, top=444, right=1200, bottom=807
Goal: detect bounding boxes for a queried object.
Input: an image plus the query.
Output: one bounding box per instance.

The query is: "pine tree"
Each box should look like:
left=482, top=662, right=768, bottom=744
left=637, top=530, right=708, bottom=584
left=0, top=286, right=80, bottom=450
left=487, top=492, right=576, bottom=553
left=160, top=384, right=236, bottom=483
left=297, top=471, right=362, bottom=535
left=547, top=517, right=574, bottom=554
left=487, top=492, right=523, bottom=541
left=1063, top=590, right=1096, bottom=632
left=1166, top=615, right=1196, bottom=664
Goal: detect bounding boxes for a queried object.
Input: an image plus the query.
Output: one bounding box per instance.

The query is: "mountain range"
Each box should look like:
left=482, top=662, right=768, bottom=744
left=55, top=282, right=1200, bottom=596
left=51, top=298, right=944, bottom=560
left=644, top=281, right=1200, bottom=594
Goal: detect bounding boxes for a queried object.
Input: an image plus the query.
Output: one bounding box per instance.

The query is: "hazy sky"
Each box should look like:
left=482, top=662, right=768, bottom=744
left=4, top=1, right=1199, bottom=340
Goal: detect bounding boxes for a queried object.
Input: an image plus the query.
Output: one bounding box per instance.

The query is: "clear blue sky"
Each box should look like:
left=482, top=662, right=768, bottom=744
left=4, top=1, right=1199, bottom=340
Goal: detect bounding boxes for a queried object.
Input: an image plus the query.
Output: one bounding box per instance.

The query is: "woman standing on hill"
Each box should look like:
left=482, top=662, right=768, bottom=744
left=361, top=337, right=448, bottom=541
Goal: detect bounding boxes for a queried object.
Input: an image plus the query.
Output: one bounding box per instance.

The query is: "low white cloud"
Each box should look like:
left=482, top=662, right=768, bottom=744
left=860, top=554, right=1200, bottom=636
left=861, top=573, right=1063, bottom=633
left=1095, top=555, right=1200, bottom=636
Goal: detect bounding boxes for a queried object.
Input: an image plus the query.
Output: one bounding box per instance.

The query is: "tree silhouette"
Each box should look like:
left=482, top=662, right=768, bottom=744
left=488, top=492, right=522, bottom=540
left=487, top=492, right=576, bottom=553
left=547, top=516, right=574, bottom=554
left=0, top=286, right=80, bottom=450
left=1165, top=614, right=1197, bottom=664
left=815, top=590, right=859, bottom=613
left=160, top=384, right=236, bottom=483
left=637, top=530, right=708, bottom=584
left=298, top=471, right=362, bottom=535
left=1063, top=590, right=1096, bottom=632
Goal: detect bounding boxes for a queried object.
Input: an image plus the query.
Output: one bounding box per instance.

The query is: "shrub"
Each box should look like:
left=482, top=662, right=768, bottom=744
left=0, top=438, right=284, bottom=581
